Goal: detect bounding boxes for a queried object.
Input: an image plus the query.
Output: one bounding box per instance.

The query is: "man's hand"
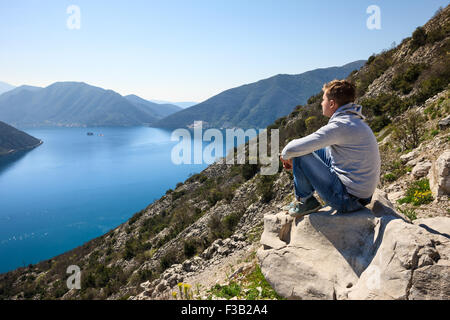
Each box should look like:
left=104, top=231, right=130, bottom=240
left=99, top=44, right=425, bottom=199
left=280, top=155, right=293, bottom=170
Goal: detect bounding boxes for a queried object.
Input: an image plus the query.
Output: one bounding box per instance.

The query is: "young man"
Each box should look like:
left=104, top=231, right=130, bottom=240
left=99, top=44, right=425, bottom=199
left=280, top=80, right=380, bottom=217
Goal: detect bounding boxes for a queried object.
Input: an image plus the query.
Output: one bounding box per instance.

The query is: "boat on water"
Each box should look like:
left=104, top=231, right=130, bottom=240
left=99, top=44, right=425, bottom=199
left=87, top=132, right=94, bottom=136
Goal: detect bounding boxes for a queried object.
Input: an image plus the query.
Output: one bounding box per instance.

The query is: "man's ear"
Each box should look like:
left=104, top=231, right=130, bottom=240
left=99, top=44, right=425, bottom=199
left=330, top=99, right=336, bottom=110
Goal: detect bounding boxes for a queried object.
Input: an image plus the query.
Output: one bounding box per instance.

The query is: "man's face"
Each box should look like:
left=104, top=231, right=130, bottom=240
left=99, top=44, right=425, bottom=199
left=321, top=92, right=337, bottom=118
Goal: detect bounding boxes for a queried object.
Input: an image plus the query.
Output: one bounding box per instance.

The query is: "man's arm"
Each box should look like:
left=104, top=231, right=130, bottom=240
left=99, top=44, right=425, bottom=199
left=280, top=122, right=342, bottom=160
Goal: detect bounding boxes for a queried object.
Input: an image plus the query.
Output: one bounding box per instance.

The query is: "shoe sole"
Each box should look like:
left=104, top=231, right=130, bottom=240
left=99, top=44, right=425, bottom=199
left=288, top=205, right=322, bottom=218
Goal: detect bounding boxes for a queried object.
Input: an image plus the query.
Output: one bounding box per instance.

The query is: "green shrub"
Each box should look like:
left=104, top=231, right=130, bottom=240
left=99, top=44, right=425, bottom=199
left=172, top=190, right=186, bottom=201
left=207, top=214, right=224, bottom=240
left=183, top=238, right=202, bottom=258
left=128, top=210, right=144, bottom=226
left=367, top=55, right=376, bottom=65
left=370, top=115, right=391, bottom=133
left=411, top=27, right=427, bottom=50
left=362, top=93, right=409, bottom=118
left=354, top=50, right=394, bottom=96
left=223, top=211, right=241, bottom=231
left=430, top=129, right=440, bottom=137
left=207, top=211, right=244, bottom=241
left=81, top=265, right=126, bottom=292
left=140, top=213, right=169, bottom=237
left=241, top=163, right=259, bottom=180
left=257, top=175, right=276, bottom=203
left=305, top=116, right=320, bottom=134
left=426, top=28, right=446, bottom=44
left=415, top=77, right=447, bottom=105
left=243, top=264, right=284, bottom=300
left=123, top=240, right=137, bottom=260
left=307, top=92, right=323, bottom=104
left=160, top=249, right=179, bottom=271
left=398, top=207, right=418, bottom=221
left=391, top=64, right=426, bottom=94
left=398, top=179, right=433, bottom=206
left=208, top=189, right=223, bottom=206
left=209, top=282, right=242, bottom=299
left=383, top=173, right=397, bottom=182
left=122, top=238, right=152, bottom=261
left=137, top=268, right=153, bottom=282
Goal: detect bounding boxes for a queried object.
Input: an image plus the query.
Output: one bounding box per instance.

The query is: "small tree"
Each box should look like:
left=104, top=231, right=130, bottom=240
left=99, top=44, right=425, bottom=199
left=391, top=108, right=425, bottom=151
left=411, top=27, right=427, bottom=50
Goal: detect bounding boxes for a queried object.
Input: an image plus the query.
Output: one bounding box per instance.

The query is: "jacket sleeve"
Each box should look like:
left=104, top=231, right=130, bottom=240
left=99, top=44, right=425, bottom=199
left=280, top=122, right=344, bottom=160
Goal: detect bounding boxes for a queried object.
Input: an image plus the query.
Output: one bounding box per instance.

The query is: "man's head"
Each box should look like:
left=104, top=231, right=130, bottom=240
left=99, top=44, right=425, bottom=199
left=321, top=80, right=356, bottom=117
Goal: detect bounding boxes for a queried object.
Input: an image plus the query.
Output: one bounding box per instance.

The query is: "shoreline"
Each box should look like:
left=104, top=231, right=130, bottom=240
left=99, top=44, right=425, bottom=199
left=0, top=140, right=43, bottom=157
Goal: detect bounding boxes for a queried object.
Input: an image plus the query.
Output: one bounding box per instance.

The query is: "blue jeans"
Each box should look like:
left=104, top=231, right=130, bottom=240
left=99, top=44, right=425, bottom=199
left=292, top=148, right=371, bottom=213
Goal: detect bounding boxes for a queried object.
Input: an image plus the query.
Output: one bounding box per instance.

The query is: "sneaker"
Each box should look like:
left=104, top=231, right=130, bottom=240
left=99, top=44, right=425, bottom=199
left=281, top=201, right=299, bottom=211
left=288, top=197, right=322, bottom=218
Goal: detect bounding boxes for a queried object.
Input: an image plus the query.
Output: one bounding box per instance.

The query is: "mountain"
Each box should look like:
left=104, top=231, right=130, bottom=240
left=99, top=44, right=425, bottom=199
left=149, top=100, right=198, bottom=109
left=0, top=82, right=181, bottom=128
left=0, top=81, right=16, bottom=95
left=152, top=60, right=366, bottom=129
left=124, top=95, right=182, bottom=118
left=0, top=5, right=449, bottom=300
left=0, top=121, right=42, bottom=156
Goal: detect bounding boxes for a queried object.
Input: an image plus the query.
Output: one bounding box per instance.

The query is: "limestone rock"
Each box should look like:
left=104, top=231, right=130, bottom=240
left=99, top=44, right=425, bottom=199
left=428, top=151, right=450, bottom=197
left=411, top=161, right=432, bottom=179
left=258, top=208, right=383, bottom=299
left=408, top=265, right=450, bottom=300
left=260, top=212, right=294, bottom=250
left=438, top=115, right=450, bottom=130
left=257, top=194, right=450, bottom=300
left=367, top=189, right=411, bottom=222
left=400, top=150, right=419, bottom=164
left=348, top=219, right=446, bottom=300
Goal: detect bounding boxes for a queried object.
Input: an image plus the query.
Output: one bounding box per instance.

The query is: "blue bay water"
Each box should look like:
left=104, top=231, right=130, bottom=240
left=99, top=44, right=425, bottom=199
left=0, top=126, right=249, bottom=273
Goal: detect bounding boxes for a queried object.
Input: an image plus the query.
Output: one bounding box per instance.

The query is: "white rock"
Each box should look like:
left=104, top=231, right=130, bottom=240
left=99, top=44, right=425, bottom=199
left=387, top=190, right=404, bottom=203
left=400, top=150, right=419, bottom=164
left=428, top=151, right=450, bottom=197
left=257, top=192, right=450, bottom=300
left=412, top=161, right=432, bottom=179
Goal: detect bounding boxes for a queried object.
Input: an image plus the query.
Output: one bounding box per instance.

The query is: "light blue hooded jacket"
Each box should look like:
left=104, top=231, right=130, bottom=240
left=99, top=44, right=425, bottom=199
left=281, top=103, right=380, bottom=199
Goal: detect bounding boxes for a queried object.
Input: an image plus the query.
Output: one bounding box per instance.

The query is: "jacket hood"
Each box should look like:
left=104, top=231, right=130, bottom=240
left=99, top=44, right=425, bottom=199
left=330, top=103, right=366, bottom=121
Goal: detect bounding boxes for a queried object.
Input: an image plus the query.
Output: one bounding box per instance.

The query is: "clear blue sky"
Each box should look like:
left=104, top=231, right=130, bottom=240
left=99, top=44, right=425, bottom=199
left=0, top=0, right=447, bottom=102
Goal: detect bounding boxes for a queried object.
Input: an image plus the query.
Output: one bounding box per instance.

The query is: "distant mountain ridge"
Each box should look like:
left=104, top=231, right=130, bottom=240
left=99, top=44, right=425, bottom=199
left=0, top=121, right=42, bottom=156
left=0, top=82, right=182, bottom=128
left=0, top=81, right=15, bottom=95
left=152, top=60, right=366, bottom=129
left=149, top=100, right=198, bottom=109
left=124, top=95, right=182, bottom=118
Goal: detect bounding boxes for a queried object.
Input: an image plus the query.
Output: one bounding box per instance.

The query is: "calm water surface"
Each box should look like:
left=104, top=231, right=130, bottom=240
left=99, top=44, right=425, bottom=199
left=0, top=126, right=239, bottom=273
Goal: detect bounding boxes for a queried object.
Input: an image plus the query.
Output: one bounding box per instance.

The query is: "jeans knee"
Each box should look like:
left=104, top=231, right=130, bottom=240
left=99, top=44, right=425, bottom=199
left=293, top=154, right=314, bottom=167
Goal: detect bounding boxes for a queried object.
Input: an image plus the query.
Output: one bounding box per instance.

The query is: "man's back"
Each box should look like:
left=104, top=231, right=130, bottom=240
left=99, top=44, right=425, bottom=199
left=326, top=103, right=380, bottom=199
left=281, top=103, right=380, bottom=199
